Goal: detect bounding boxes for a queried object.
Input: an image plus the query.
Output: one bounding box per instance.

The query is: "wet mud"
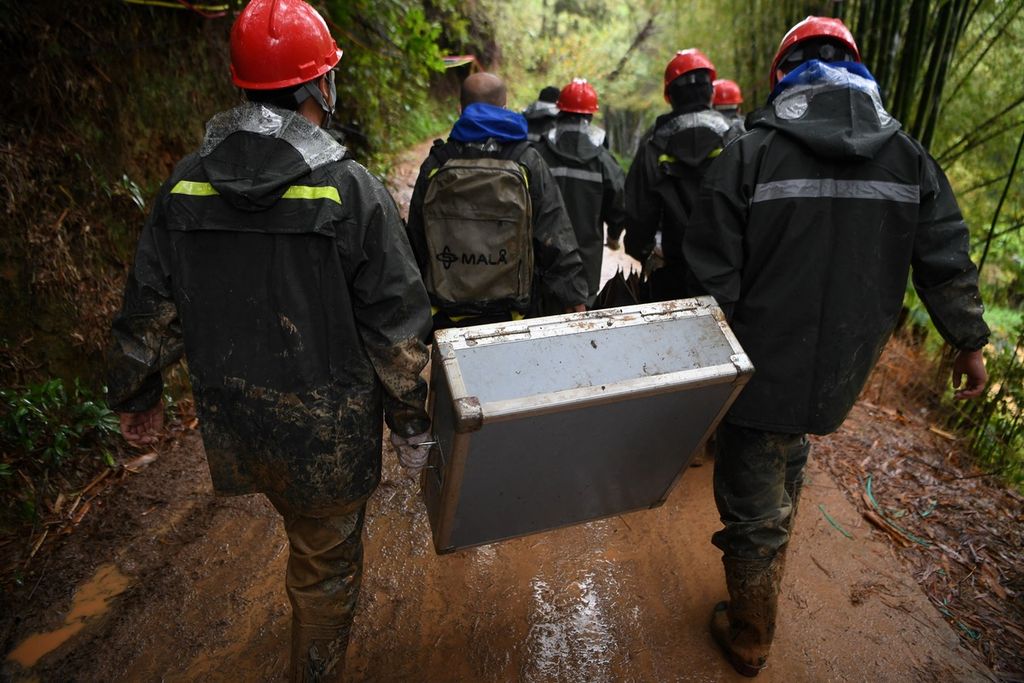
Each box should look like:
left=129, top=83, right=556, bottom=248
left=2, top=427, right=990, bottom=682
left=6, top=564, right=130, bottom=669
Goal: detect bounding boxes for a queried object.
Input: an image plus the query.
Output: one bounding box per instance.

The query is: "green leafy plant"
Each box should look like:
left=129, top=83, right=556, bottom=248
left=949, top=323, right=1024, bottom=489
left=0, top=379, right=121, bottom=527
left=325, top=0, right=477, bottom=165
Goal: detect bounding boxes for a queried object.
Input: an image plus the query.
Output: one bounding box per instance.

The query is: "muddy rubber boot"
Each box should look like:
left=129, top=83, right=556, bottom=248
left=709, top=556, right=782, bottom=677
left=290, top=621, right=351, bottom=683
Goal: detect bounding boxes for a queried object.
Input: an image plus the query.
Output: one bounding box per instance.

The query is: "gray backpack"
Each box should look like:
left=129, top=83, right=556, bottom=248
left=422, top=143, right=534, bottom=317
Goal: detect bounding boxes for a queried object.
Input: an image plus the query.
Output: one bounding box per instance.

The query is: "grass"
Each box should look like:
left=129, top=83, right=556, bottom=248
left=366, top=95, right=459, bottom=174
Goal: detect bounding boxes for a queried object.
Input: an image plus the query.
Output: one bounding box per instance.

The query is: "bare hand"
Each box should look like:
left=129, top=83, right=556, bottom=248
left=565, top=304, right=587, bottom=314
left=119, top=401, right=164, bottom=445
left=951, top=349, right=986, bottom=400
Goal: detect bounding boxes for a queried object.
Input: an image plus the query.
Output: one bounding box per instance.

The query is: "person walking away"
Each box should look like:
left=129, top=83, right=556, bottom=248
left=523, top=85, right=561, bottom=143
left=106, top=1, right=435, bottom=679
left=623, top=49, right=740, bottom=301
left=406, top=72, right=588, bottom=327
left=537, top=79, right=626, bottom=307
left=683, top=16, right=989, bottom=677
left=712, top=78, right=746, bottom=135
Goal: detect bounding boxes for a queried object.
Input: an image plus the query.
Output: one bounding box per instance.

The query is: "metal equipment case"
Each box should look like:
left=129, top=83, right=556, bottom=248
left=422, top=297, right=753, bottom=553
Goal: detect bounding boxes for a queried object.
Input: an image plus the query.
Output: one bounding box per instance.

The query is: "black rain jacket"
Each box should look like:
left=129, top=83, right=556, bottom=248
left=684, top=65, right=989, bottom=435
left=538, top=119, right=626, bottom=305
left=406, top=137, right=588, bottom=316
left=624, top=106, right=738, bottom=268
left=107, top=103, right=432, bottom=512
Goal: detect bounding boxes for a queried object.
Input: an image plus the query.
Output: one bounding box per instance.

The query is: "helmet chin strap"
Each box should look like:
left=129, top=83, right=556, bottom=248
left=296, top=71, right=337, bottom=127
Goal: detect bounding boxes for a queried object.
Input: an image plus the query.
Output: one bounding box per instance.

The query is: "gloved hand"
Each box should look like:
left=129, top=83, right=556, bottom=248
left=606, top=237, right=621, bottom=251
left=390, top=430, right=433, bottom=473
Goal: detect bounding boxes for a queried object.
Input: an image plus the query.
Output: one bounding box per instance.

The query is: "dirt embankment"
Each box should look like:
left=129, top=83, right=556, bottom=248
left=1, top=141, right=1011, bottom=682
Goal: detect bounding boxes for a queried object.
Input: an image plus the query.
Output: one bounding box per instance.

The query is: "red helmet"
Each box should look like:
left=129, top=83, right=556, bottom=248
left=230, top=0, right=343, bottom=90
left=770, top=16, right=860, bottom=87
left=557, top=78, right=599, bottom=114
left=712, top=79, right=743, bottom=106
left=663, top=49, right=716, bottom=103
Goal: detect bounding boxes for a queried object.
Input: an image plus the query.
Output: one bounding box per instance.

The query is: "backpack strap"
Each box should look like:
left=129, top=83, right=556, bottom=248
left=500, top=141, right=532, bottom=187
left=500, top=140, right=532, bottom=161
left=429, top=138, right=455, bottom=168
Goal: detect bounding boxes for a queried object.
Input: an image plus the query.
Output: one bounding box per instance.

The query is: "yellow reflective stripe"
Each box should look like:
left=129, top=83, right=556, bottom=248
left=170, top=181, right=340, bottom=204
left=429, top=168, right=440, bottom=178
left=707, top=147, right=723, bottom=159
left=519, top=164, right=529, bottom=190
left=431, top=306, right=526, bottom=322
left=281, top=185, right=341, bottom=205
left=657, top=153, right=677, bottom=164
left=171, top=180, right=218, bottom=196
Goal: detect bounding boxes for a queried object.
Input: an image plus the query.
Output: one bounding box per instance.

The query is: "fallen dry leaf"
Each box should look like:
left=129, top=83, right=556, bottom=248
left=928, top=425, right=957, bottom=441
left=123, top=451, right=159, bottom=473
left=72, top=500, right=92, bottom=526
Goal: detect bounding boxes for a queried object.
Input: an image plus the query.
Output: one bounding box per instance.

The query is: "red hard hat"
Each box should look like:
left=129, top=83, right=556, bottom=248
left=663, top=49, right=716, bottom=103
left=557, top=78, right=599, bottom=114
left=712, top=79, right=743, bottom=106
left=230, top=0, right=343, bottom=90
left=770, top=16, right=860, bottom=87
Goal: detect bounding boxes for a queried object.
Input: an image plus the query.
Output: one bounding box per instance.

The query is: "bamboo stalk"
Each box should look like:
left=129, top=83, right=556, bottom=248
left=939, top=112, right=1024, bottom=165
left=890, top=0, right=929, bottom=124
left=920, top=0, right=973, bottom=148
left=911, top=1, right=952, bottom=142
left=942, top=1, right=1024, bottom=108
left=976, top=125, right=1024, bottom=275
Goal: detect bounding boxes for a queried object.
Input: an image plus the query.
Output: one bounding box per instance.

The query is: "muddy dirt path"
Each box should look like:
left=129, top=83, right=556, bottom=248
left=1, top=141, right=993, bottom=682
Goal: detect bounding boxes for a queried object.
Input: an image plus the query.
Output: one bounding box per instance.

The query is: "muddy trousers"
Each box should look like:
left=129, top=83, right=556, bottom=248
left=709, top=422, right=809, bottom=676
left=270, top=498, right=367, bottom=683
left=711, top=422, right=810, bottom=559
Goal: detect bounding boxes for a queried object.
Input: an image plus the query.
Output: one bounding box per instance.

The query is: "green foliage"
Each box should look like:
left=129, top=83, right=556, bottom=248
left=324, top=0, right=475, bottom=165
left=0, top=3, right=236, bottom=385
left=0, top=379, right=120, bottom=528
left=479, top=0, right=672, bottom=156
left=984, top=305, right=1024, bottom=339
left=392, top=97, right=459, bottom=154
left=949, top=325, right=1024, bottom=489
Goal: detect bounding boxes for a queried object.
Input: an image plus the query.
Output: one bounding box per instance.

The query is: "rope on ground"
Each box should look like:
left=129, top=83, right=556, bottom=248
left=818, top=504, right=854, bottom=539
left=863, top=474, right=934, bottom=548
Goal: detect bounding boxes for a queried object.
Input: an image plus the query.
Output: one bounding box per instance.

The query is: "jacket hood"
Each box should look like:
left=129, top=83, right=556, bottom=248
left=651, top=108, right=732, bottom=166
left=199, top=103, right=346, bottom=212
left=542, top=119, right=606, bottom=162
left=450, top=103, right=528, bottom=143
left=522, top=100, right=559, bottom=121
left=754, top=61, right=900, bottom=160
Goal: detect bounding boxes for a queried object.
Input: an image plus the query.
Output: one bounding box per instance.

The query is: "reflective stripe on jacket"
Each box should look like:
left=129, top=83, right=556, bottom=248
left=107, top=103, right=432, bottom=512
left=684, top=71, right=988, bottom=434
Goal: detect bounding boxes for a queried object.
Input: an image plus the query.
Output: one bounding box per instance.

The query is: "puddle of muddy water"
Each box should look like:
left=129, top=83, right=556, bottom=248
left=6, top=563, right=130, bottom=669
